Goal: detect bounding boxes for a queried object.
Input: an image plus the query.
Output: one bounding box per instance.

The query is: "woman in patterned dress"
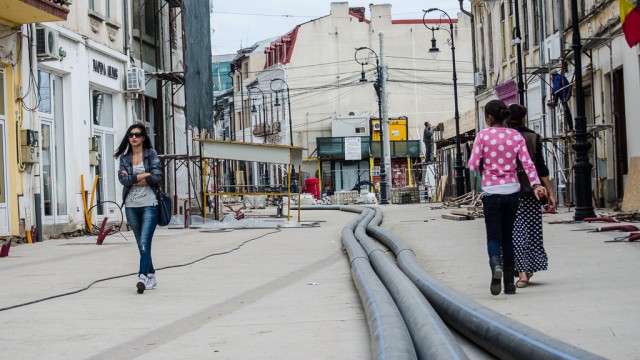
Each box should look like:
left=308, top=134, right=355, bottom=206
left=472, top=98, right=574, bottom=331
left=468, top=100, right=546, bottom=296
left=507, top=104, right=556, bottom=288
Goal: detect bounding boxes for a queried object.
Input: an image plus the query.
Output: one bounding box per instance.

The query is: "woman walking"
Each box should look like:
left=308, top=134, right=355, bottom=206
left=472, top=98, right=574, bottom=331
left=507, top=104, right=556, bottom=288
left=467, top=100, right=546, bottom=296
left=115, top=124, right=163, bottom=294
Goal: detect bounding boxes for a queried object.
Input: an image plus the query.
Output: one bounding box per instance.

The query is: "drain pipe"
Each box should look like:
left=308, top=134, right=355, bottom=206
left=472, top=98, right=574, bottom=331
left=340, top=207, right=417, bottom=360
left=366, top=208, right=605, bottom=360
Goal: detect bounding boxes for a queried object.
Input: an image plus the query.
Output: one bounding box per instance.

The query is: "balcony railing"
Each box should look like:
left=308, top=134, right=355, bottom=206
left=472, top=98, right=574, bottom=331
left=317, top=137, right=421, bottom=159
left=1, top=0, right=70, bottom=25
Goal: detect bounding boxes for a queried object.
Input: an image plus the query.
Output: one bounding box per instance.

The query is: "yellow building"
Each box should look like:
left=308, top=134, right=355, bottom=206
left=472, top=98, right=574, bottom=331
left=0, top=0, right=69, bottom=237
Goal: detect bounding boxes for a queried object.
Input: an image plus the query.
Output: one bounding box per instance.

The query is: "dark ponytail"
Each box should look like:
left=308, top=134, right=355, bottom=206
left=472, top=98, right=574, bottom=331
left=485, top=100, right=511, bottom=126
left=506, top=103, right=528, bottom=129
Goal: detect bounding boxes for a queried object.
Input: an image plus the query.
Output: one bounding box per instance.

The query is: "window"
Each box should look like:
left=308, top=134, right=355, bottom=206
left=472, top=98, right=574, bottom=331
left=509, top=1, right=515, bottom=58
left=523, top=0, right=529, bottom=51
left=92, top=91, right=113, bottom=127
left=0, top=71, right=6, bottom=205
left=132, top=0, right=156, bottom=36
left=533, top=0, right=540, bottom=45
left=0, top=71, right=4, bottom=117
left=354, top=126, right=366, bottom=134
left=488, top=12, right=494, bottom=68
left=500, top=3, right=507, bottom=61
left=144, top=1, right=155, bottom=37
left=478, top=9, right=486, bottom=70
left=89, top=0, right=111, bottom=17
left=551, top=1, right=559, bottom=32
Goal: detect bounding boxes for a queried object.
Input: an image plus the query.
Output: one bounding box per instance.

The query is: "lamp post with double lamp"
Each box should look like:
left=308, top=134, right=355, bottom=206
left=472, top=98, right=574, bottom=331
left=270, top=78, right=294, bottom=146
left=423, top=8, right=465, bottom=197
left=355, top=46, right=389, bottom=204
left=247, top=86, right=267, bottom=144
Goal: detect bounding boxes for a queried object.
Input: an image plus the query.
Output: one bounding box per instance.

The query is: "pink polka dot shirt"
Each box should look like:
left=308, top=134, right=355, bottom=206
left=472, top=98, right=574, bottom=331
left=467, top=127, right=541, bottom=194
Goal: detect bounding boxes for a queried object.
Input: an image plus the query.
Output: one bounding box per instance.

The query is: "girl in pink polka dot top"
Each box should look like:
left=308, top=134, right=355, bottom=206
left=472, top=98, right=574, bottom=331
left=468, top=115, right=542, bottom=194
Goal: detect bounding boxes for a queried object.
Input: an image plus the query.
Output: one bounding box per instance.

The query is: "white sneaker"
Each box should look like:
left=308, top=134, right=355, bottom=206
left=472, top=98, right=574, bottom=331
left=136, top=275, right=147, bottom=294
left=146, top=274, right=157, bottom=290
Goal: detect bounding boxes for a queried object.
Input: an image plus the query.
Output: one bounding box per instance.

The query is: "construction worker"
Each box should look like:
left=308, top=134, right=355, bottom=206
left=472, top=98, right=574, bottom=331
left=550, top=69, right=574, bottom=131
left=423, top=122, right=433, bottom=162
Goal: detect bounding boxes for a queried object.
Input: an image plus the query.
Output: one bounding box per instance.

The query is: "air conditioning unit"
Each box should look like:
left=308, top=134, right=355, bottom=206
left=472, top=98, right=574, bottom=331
left=474, top=71, right=486, bottom=88
left=36, top=27, right=59, bottom=60
left=373, top=122, right=381, bottom=131
left=126, top=67, right=145, bottom=92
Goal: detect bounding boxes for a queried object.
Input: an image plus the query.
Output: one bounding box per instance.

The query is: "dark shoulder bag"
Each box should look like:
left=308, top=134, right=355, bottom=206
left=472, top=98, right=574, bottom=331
left=516, top=132, right=539, bottom=197
left=153, top=186, right=172, bottom=226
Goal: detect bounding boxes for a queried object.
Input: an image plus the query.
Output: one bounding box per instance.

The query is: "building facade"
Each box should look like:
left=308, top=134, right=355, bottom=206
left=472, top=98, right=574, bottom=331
left=0, top=0, right=192, bottom=239
left=471, top=0, right=640, bottom=207
left=226, top=2, right=475, bottom=195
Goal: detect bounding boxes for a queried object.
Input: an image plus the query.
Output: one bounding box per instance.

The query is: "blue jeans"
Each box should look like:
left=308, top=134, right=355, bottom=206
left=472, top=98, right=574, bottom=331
left=481, top=192, right=520, bottom=269
left=126, top=206, right=158, bottom=276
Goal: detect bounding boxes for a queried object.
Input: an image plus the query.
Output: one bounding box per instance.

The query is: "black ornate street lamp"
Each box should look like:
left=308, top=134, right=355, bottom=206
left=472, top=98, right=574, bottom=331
left=247, top=86, right=267, bottom=144
left=355, top=46, right=389, bottom=204
left=423, top=8, right=465, bottom=197
left=570, top=0, right=595, bottom=220
left=270, top=78, right=294, bottom=146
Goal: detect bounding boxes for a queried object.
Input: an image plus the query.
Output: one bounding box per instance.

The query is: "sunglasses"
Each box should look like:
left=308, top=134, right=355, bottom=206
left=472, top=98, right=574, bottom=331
left=128, top=132, right=144, bottom=139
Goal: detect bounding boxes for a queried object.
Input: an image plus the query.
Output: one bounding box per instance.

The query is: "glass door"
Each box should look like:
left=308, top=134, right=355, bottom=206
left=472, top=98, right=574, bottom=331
left=91, top=89, right=116, bottom=220
left=38, top=71, right=67, bottom=223
left=0, top=71, right=8, bottom=234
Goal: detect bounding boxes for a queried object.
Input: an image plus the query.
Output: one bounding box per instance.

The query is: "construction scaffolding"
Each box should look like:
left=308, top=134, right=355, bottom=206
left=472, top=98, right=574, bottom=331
left=525, top=36, right=618, bottom=209
left=196, top=139, right=305, bottom=222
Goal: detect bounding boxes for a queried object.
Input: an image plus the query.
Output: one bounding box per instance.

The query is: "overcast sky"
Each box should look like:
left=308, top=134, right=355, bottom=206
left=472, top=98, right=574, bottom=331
left=211, top=1, right=468, bottom=56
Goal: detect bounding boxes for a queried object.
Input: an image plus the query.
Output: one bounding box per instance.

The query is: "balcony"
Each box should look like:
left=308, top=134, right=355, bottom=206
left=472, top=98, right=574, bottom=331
left=317, top=137, right=421, bottom=159
left=0, top=0, right=70, bottom=25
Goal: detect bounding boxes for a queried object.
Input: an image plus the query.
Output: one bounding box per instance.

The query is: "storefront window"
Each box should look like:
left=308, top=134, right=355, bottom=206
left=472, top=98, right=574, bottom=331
left=93, top=91, right=113, bottom=127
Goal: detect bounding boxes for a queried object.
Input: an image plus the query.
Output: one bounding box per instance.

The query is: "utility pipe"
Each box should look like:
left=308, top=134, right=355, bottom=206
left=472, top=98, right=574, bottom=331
left=367, top=208, right=604, bottom=360
left=340, top=208, right=417, bottom=360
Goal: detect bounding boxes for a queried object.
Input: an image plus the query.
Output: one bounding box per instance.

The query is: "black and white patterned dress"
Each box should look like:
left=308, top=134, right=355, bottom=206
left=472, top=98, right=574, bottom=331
left=513, top=195, right=548, bottom=273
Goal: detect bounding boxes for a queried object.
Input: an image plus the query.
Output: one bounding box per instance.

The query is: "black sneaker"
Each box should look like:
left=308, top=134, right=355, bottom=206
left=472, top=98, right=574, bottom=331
left=490, top=266, right=503, bottom=296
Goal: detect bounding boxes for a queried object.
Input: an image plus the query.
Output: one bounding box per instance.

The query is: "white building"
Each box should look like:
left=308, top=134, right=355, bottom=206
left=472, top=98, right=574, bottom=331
left=230, top=2, right=475, bottom=191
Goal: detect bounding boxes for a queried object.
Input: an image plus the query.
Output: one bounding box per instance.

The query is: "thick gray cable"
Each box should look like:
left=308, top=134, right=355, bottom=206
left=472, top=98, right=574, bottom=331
left=340, top=207, right=417, bottom=360
left=366, top=207, right=605, bottom=360
left=304, top=206, right=467, bottom=359
left=353, top=207, right=468, bottom=360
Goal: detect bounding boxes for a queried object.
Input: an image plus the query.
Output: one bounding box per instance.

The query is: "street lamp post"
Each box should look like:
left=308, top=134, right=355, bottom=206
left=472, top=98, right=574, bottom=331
left=423, top=8, right=465, bottom=197
left=270, top=78, right=294, bottom=146
left=569, top=0, right=595, bottom=220
left=513, top=0, right=526, bottom=104
left=355, top=46, right=389, bottom=204
left=247, top=86, right=267, bottom=144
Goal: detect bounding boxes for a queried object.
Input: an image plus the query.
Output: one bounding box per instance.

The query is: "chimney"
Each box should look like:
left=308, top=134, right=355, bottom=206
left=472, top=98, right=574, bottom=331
left=349, top=6, right=366, bottom=21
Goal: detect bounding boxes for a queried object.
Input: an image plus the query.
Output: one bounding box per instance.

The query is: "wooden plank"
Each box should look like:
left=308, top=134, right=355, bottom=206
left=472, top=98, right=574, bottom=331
left=442, top=214, right=469, bottom=221
left=450, top=209, right=475, bottom=219
left=435, top=175, right=448, bottom=202
left=622, top=157, right=640, bottom=211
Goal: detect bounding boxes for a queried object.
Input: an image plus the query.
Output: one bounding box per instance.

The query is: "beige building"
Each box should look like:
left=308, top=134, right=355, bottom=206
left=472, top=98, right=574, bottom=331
left=229, top=2, right=475, bottom=190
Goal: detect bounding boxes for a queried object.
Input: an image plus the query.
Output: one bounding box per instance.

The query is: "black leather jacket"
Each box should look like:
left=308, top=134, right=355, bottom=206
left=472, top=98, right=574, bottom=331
left=118, top=148, right=162, bottom=205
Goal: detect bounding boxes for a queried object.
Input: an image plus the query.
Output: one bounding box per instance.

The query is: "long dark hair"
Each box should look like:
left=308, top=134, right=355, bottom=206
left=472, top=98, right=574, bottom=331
left=506, top=103, right=528, bottom=130
left=114, top=123, right=153, bottom=158
left=485, top=100, right=511, bottom=126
